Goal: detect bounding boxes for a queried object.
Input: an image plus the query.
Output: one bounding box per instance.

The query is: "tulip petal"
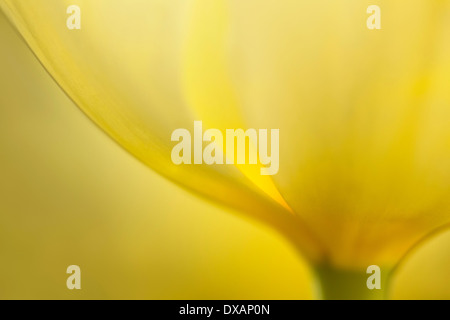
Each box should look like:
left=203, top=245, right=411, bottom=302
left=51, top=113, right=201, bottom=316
left=0, top=0, right=324, bottom=261
left=225, top=0, right=450, bottom=266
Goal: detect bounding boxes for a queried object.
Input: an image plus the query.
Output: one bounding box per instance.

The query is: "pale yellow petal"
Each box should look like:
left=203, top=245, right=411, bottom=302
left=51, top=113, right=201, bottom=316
left=226, top=0, right=450, bottom=267
left=0, top=0, right=324, bottom=261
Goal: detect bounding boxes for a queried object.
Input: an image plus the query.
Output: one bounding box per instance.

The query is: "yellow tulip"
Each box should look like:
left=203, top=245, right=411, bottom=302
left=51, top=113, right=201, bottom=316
left=2, top=0, right=450, bottom=299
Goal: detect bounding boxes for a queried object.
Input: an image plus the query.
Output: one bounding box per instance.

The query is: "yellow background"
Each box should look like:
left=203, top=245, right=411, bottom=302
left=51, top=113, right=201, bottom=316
left=0, top=10, right=450, bottom=300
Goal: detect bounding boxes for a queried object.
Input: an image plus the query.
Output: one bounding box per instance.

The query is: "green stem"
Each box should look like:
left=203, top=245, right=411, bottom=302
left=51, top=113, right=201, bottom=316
left=313, top=265, right=392, bottom=300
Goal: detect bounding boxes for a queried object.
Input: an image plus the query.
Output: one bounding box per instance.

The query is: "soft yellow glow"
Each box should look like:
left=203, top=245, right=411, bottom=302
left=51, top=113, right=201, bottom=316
left=0, top=11, right=315, bottom=299
left=2, top=0, right=450, bottom=274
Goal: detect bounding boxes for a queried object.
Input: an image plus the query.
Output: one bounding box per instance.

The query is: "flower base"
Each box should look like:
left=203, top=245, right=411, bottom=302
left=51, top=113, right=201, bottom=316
left=313, top=265, right=392, bottom=300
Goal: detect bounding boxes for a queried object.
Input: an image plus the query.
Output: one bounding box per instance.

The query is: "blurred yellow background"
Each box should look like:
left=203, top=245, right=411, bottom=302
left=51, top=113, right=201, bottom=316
left=0, top=10, right=449, bottom=300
